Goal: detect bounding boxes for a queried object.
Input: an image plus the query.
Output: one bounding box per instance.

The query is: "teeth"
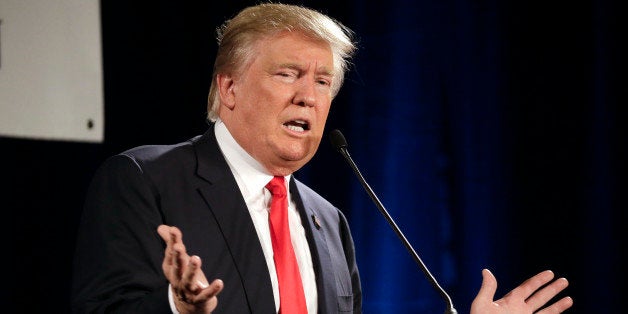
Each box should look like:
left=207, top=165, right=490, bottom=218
left=284, top=119, right=308, bottom=132
left=286, top=124, right=305, bottom=132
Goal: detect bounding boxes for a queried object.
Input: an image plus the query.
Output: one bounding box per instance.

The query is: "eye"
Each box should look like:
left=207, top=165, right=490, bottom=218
left=316, top=75, right=332, bottom=88
left=317, top=79, right=331, bottom=86
left=276, top=71, right=298, bottom=82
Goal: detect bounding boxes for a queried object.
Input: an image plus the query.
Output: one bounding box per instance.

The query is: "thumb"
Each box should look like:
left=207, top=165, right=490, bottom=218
left=476, top=268, right=497, bottom=302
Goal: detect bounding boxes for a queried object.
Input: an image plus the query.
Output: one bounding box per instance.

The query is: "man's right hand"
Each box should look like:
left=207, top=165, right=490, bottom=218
left=158, top=225, right=224, bottom=314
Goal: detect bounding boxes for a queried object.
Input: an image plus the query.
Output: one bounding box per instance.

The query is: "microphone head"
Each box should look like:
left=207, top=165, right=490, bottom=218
left=329, top=129, right=348, bottom=152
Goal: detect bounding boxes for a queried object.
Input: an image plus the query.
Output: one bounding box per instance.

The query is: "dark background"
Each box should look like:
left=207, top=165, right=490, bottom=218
left=2, top=1, right=624, bottom=313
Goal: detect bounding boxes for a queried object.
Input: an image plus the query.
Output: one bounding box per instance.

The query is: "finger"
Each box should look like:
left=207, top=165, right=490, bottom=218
left=172, top=243, right=189, bottom=278
left=168, top=226, right=184, bottom=244
left=511, top=270, right=555, bottom=299
left=174, top=256, right=216, bottom=308
left=158, top=225, right=183, bottom=243
left=475, top=269, right=498, bottom=302
left=526, top=277, right=570, bottom=310
left=178, top=279, right=223, bottom=311
left=162, top=226, right=187, bottom=277
left=158, top=226, right=177, bottom=274
left=183, top=255, right=204, bottom=293
left=157, top=225, right=172, bottom=243
left=158, top=225, right=183, bottom=265
left=191, top=279, right=224, bottom=303
left=536, top=296, right=574, bottom=314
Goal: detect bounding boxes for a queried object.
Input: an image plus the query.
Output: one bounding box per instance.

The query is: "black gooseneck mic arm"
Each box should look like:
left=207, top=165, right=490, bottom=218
left=329, top=129, right=457, bottom=314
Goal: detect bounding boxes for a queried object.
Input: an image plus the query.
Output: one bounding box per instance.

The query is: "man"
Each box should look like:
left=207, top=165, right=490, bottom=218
left=71, top=3, right=572, bottom=314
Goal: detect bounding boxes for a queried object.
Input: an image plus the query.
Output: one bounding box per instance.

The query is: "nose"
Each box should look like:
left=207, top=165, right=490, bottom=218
left=293, top=80, right=317, bottom=107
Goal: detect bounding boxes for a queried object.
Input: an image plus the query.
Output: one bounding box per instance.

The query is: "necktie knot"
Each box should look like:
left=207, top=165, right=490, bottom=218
left=266, top=176, right=286, bottom=197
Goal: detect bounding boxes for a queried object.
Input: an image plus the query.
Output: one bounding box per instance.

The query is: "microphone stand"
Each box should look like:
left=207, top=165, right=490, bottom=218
left=331, top=130, right=457, bottom=314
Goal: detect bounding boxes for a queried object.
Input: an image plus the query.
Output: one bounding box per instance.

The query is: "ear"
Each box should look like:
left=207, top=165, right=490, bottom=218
left=217, top=73, right=236, bottom=110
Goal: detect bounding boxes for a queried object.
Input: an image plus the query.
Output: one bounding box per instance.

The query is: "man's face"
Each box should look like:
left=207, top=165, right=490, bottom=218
left=219, top=31, right=334, bottom=175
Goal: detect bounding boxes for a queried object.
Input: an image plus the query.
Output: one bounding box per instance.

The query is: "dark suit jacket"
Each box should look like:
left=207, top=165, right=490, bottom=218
left=71, top=125, right=362, bottom=313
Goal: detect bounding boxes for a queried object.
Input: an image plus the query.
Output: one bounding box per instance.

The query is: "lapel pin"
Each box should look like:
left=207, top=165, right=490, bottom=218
left=311, top=214, right=321, bottom=230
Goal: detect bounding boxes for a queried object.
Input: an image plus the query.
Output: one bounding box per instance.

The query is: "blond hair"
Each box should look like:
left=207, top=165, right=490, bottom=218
left=206, top=3, right=356, bottom=122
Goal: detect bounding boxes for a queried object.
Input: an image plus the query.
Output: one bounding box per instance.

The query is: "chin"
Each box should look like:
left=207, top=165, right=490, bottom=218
left=281, top=151, right=310, bottom=163
left=280, top=150, right=314, bottom=167
left=280, top=141, right=312, bottom=158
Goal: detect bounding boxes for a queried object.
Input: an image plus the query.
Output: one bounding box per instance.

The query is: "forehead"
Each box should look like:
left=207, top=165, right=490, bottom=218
left=253, top=31, right=333, bottom=68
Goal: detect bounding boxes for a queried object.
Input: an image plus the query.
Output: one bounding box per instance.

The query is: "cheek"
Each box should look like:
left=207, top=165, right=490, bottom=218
left=236, top=86, right=275, bottom=121
left=316, top=104, right=331, bottom=127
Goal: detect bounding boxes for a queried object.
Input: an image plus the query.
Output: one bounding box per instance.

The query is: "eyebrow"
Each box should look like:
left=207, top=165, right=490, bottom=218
left=277, top=62, right=334, bottom=77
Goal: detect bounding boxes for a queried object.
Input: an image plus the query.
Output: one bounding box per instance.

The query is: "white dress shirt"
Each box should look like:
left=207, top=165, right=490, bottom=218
left=169, top=120, right=317, bottom=313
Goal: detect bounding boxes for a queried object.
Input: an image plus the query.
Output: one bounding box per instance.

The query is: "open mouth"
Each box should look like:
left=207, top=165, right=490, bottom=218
left=284, top=119, right=310, bottom=132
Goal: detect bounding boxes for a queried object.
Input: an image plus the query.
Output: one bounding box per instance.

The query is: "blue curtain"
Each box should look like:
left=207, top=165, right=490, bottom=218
left=332, top=1, right=505, bottom=312
left=301, top=0, right=623, bottom=313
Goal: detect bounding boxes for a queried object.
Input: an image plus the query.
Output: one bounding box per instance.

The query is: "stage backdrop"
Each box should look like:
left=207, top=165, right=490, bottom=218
left=1, top=1, right=623, bottom=313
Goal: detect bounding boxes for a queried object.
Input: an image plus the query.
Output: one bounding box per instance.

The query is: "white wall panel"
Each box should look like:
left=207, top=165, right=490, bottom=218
left=0, top=0, right=103, bottom=142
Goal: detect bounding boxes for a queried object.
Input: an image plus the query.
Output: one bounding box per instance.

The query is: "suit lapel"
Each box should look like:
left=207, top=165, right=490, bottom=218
left=290, top=178, right=338, bottom=314
left=193, top=126, right=276, bottom=313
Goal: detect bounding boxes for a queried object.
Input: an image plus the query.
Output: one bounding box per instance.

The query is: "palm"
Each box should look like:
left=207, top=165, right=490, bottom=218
left=471, top=269, right=573, bottom=314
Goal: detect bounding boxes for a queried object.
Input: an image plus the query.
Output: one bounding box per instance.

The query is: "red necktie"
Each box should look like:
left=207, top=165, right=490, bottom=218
left=266, top=176, right=307, bottom=314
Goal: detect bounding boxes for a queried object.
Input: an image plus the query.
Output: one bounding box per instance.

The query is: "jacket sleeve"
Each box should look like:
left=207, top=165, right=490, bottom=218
left=71, top=154, right=172, bottom=314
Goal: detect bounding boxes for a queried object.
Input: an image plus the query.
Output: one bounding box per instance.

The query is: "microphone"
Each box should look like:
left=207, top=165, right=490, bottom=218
left=329, top=129, right=457, bottom=314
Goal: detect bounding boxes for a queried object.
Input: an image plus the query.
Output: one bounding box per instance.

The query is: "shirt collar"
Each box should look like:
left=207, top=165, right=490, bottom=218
left=214, top=119, right=291, bottom=197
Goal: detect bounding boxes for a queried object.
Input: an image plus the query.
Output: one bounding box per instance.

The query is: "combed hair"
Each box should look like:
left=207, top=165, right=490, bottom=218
left=206, top=3, right=357, bottom=122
